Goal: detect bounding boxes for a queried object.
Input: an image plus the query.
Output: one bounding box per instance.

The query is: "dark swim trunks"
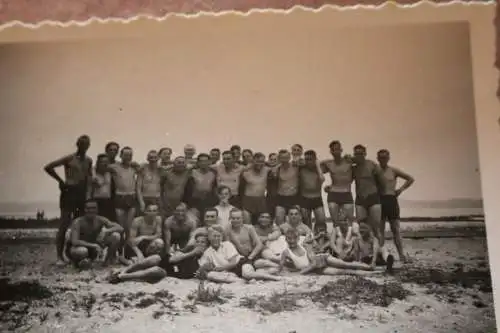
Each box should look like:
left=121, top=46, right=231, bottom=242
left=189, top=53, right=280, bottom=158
left=327, top=192, right=354, bottom=205
left=59, top=184, right=86, bottom=216
left=115, top=194, right=136, bottom=210
left=276, top=195, right=298, bottom=211
left=301, top=196, right=324, bottom=210
left=95, top=198, right=116, bottom=221
left=355, top=193, right=380, bottom=209
left=381, top=195, right=400, bottom=221
left=229, top=257, right=254, bottom=277
left=159, top=253, right=201, bottom=279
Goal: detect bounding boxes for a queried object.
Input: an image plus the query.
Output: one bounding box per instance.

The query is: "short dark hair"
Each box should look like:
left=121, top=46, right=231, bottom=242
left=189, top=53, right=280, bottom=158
left=97, top=153, right=108, bottom=161
left=204, top=207, right=219, bottom=216
left=105, top=141, right=119, bottom=152
left=77, top=135, right=90, bottom=144
left=254, top=152, right=265, bottom=160
left=230, top=145, right=241, bottom=151
left=242, top=149, right=253, bottom=155
left=222, top=150, right=233, bottom=157
left=148, top=149, right=158, bottom=155
left=120, top=146, right=133, bottom=156
left=288, top=205, right=302, bottom=214
left=278, top=149, right=289, bottom=155
left=158, top=147, right=172, bottom=155
left=353, top=144, right=366, bottom=152
left=268, top=153, right=277, bottom=158
left=217, top=185, right=231, bottom=195
left=329, top=140, right=341, bottom=149
left=377, top=149, right=390, bottom=155
left=84, top=199, right=98, bottom=206
left=292, top=144, right=303, bottom=150
left=210, top=148, right=220, bottom=153
left=304, top=150, right=317, bottom=158
left=197, top=153, right=210, bottom=161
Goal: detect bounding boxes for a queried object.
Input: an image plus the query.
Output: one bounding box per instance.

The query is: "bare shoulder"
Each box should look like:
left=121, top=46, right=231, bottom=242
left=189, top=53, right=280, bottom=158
left=163, top=216, right=174, bottom=228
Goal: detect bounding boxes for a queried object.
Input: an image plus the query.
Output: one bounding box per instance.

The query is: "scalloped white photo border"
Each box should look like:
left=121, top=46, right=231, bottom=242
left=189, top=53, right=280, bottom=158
left=0, top=0, right=495, bottom=32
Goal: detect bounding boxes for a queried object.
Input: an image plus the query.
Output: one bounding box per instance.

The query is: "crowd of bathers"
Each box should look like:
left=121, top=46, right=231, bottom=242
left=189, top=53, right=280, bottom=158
left=44, top=136, right=415, bottom=283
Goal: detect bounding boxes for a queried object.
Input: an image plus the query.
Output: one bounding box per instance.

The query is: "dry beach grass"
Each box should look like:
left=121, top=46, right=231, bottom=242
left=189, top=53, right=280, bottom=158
left=0, top=225, right=495, bottom=333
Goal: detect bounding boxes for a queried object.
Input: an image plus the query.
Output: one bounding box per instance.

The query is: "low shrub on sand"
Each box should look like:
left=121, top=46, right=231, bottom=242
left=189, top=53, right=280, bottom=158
left=187, top=280, right=233, bottom=306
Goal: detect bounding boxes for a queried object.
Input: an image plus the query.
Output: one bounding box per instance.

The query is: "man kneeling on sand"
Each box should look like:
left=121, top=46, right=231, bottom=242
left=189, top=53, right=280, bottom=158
left=123, top=204, right=164, bottom=264
left=196, top=225, right=281, bottom=283
left=66, top=200, right=124, bottom=269
left=278, top=228, right=387, bottom=276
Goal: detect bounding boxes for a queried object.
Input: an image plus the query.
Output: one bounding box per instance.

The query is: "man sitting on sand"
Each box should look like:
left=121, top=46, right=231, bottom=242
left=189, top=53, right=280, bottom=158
left=279, top=206, right=313, bottom=245
left=350, top=223, right=395, bottom=273
left=226, top=209, right=279, bottom=270
left=124, top=204, right=164, bottom=263
left=108, top=233, right=209, bottom=284
left=163, top=203, right=197, bottom=255
left=66, top=199, right=123, bottom=269
left=197, top=226, right=281, bottom=283
left=183, top=207, right=223, bottom=251
left=278, top=228, right=383, bottom=276
left=329, top=218, right=355, bottom=261
left=254, top=212, right=286, bottom=263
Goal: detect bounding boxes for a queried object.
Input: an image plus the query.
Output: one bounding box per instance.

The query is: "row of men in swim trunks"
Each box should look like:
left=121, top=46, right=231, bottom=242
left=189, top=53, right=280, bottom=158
left=44, top=136, right=414, bottom=266
left=66, top=199, right=394, bottom=283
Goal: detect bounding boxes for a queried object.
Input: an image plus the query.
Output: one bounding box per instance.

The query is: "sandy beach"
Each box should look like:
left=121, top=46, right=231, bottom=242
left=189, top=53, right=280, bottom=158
left=0, top=222, right=495, bottom=333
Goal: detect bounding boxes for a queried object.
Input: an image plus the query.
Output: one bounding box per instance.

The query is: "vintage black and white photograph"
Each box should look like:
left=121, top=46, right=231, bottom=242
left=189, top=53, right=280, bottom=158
left=0, top=7, right=496, bottom=333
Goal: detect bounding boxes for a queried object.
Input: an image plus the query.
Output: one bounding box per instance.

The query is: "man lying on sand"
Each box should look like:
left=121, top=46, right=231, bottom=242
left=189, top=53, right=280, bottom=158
left=108, top=233, right=209, bottom=284
left=66, top=200, right=123, bottom=269
left=123, top=204, right=164, bottom=264
left=196, top=226, right=281, bottom=283
left=278, top=228, right=389, bottom=276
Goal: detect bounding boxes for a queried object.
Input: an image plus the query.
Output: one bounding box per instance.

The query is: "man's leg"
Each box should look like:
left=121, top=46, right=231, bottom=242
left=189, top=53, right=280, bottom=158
left=114, top=267, right=167, bottom=284
left=301, top=207, right=313, bottom=229
left=56, top=210, right=72, bottom=265
left=327, top=202, right=340, bottom=227
left=322, top=267, right=384, bottom=276
left=368, top=204, right=383, bottom=243
left=253, top=258, right=280, bottom=269
left=102, top=232, right=122, bottom=265
left=313, top=206, right=327, bottom=226
left=343, top=203, right=359, bottom=233
left=145, top=239, right=165, bottom=257
left=260, top=248, right=281, bottom=263
left=205, top=271, right=243, bottom=283
left=241, top=263, right=281, bottom=281
left=325, top=254, right=376, bottom=271
left=68, top=246, right=92, bottom=269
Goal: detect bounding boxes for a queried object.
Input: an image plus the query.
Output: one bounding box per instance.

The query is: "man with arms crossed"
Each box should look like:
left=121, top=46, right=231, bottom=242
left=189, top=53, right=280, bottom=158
left=125, top=204, right=164, bottom=262
left=160, top=156, right=191, bottom=218
left=66, top=200, right=123, bottom=269
left=137, top=150, right=162, bottom=213
left=239, top=152, right=271, bottom=225
left=352, top=144, right=386, bottom=244
left=377, top=149, right=414, bottom=263
left=109, top=147, right=138, bottom=260
left=321, top=140, right=357, bottom=230
left=88, top=154, right=115, bottom=221
left=273, top=150, right=300, bottom=225
left=216, top=151, right=244, bottom=208
left=44, top=135, right=93, bottom=266
left=185, top=153, right=218, bottom=222
left=299, top=150, right=326, bottom=228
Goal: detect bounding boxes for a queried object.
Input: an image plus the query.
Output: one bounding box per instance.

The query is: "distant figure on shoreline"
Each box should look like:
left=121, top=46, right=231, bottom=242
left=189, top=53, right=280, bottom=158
left=36, top=210, right=45, bottom=221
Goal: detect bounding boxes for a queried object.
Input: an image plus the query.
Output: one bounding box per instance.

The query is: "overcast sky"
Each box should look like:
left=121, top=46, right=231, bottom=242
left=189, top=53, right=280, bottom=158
left=0, top=19, right=482, bottom=204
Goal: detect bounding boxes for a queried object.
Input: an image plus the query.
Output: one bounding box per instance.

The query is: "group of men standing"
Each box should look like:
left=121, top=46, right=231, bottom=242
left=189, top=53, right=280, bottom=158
left=44, top=136, right=414, bottom=270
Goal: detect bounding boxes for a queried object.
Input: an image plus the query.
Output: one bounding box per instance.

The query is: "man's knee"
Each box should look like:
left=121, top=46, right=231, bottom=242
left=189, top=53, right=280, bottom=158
left=241, top=263, right=255, bottom=279
left=147, top=239, right=164, bottom=254
left=106, top=232, right=122, bottom=245
left=70, top=246, right=89, bottom=261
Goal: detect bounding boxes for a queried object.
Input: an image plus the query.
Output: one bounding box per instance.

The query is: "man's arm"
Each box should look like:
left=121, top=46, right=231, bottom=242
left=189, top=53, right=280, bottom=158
left=319, top=160, right=330, bottom=174
left=267, top=225, right=282, bottom=242
left=238, top=172, right=247, bottom=198
left=394, top=168, right=415, bottom=196
left=329, top=228, right=341, bottom=255
left=135, top=169, right=146, bottom=211
left=373, top=163, right=387, bottom=195
left=315, top=160, right=326, bottom=183
left=163, top=220, right=172, bottom=254
left=370, top=237, right=380, bottom=268
left=247, top=226, right=264, bottom=261
left=70, top=220, right=99, bottom=249
left=127, top=218, right=145, bottom=258
left=100, top=217, right=124, bottom=234
left=215, top=243, right=240, bottom=271
left=44, top=155, right=71, bottom=185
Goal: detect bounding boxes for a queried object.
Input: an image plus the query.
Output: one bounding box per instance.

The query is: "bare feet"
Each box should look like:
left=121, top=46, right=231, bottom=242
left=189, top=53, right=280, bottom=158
left=55, top=259, right=66, bottom=267
left=78, top=258, right=92, bottom=270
